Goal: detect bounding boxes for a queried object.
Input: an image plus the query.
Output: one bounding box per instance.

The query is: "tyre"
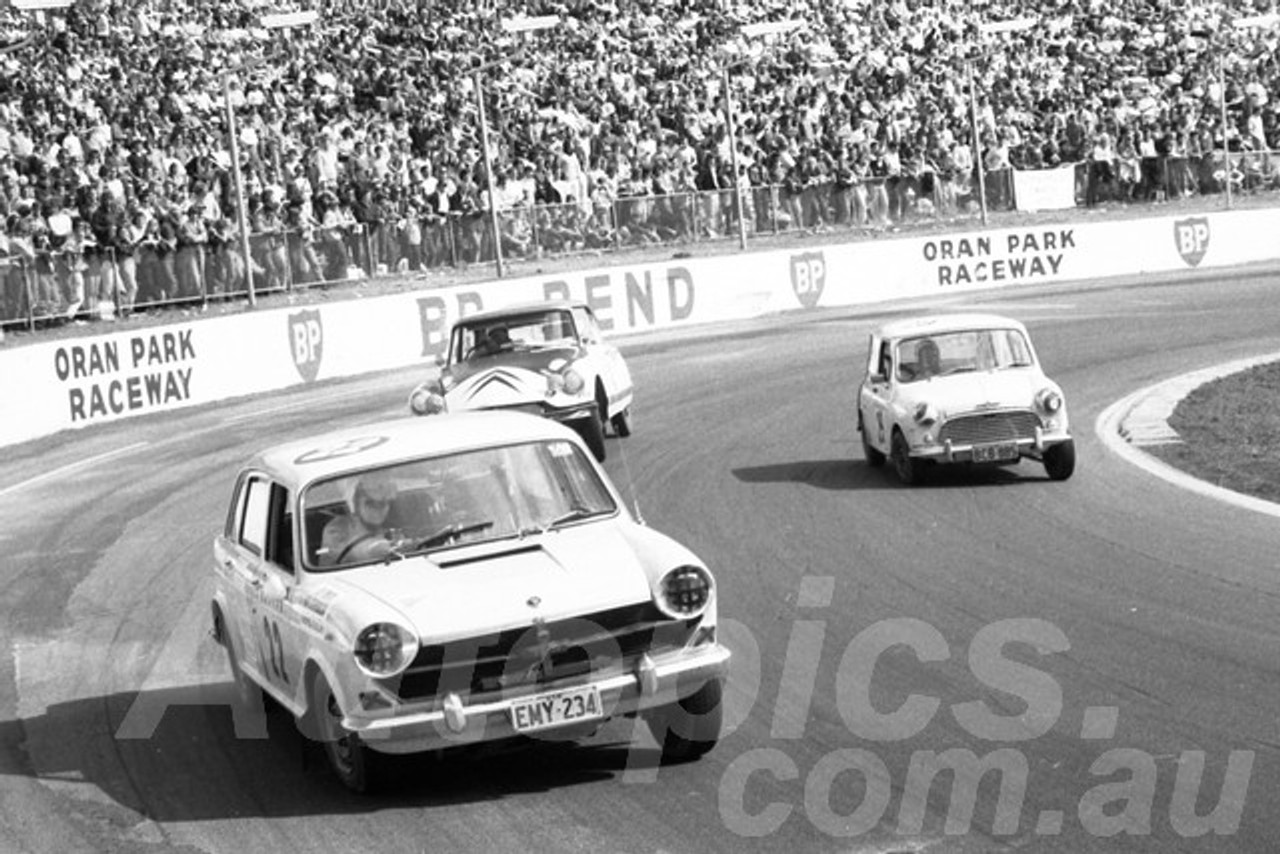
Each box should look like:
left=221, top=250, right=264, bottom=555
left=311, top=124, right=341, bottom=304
left=861, top=423, right=886, bottom=468
left=650, top=678, right=724, bottom=764
left=576, top=412, right=607, bottom=462
left=310, top=674, right=379, bottom=793
left=1043, top=439, right=1076, bottom=481
left=611, top=406, right=633, bottom=438
left=891, top=429, right=926, bottom=485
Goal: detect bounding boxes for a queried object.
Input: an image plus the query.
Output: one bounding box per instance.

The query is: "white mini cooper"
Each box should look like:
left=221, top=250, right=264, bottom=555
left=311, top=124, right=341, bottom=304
left=211, top=412, right=728, bottom=792
left=856, top=313, right=1075, bottom=484
left=409, top=300, right=634, bottom=462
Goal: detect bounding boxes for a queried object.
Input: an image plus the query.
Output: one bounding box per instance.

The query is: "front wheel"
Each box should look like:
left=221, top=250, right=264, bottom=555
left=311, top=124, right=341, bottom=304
left=649, top=678, right=724, bottom=763
left=891, top=430, right=926, bottom=486
left=611, top=406, right=633, bottom=438
left=1043, top=439, right=1076, bottom=481
left=576, top=413, right=607, bottom=462
left=310, top=675, right=380, bottom=793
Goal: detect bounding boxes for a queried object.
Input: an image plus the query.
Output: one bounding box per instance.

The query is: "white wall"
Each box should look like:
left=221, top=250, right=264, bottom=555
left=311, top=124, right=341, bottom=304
left=0, top=206, right=1265, bottom=448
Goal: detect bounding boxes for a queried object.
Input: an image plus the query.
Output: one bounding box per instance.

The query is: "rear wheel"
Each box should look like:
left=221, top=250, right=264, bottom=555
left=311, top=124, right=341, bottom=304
left=891, top=429, right=925, bottom=486
left=576, top=412, right=607, bottom=462
left=1043, top=439, right=1076, bottom=481
left=310, top=674, right=379, bottom=793
left=650, top=678, right=724, bottom=763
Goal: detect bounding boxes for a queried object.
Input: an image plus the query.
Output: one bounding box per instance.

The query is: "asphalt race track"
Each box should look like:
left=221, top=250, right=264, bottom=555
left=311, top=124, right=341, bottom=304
left=2, top=270, right=1279, bottom=853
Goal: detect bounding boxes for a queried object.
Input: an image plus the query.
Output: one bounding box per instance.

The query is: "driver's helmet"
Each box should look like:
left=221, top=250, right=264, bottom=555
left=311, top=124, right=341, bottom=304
left=488, top=326, right=511, bottom=347
left=917, top=338, right=941, bottom=374
left=351, top=470, right=398, bottom=518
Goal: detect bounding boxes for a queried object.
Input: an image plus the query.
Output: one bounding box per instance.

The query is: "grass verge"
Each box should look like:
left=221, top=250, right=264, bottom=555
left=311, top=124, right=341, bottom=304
left=1150, top=361, right=1280, bottom=504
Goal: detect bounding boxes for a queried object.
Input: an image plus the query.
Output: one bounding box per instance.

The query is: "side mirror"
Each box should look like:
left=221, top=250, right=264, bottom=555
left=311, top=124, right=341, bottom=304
left=868, top=372, right=887, bottom=385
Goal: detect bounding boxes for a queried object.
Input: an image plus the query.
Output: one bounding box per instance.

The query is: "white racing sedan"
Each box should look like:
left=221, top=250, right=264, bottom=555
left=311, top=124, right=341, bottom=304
left=211, top=412, right=728, bottom=792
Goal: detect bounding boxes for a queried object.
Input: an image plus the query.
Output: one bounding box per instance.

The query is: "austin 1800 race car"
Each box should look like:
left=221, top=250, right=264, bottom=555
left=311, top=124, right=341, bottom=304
left=857, top=313, right=1076, bottom=485
left=211, top=412, right=728, bottom=792
left=408, top=300, right=634, bottom=461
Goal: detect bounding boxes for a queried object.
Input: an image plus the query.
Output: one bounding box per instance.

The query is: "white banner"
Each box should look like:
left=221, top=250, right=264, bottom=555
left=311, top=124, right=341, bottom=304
left=1013, top=166, right=1078, bottom=212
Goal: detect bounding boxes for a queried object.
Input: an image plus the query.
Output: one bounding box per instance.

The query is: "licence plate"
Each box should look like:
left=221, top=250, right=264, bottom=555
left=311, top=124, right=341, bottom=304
left=510, top=685, right=603, bottom=733
left=971, top=442, right=1019, bottom=463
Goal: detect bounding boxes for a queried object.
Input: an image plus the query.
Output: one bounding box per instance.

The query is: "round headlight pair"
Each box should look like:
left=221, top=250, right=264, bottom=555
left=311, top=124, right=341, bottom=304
left=354, top=622, right=419, bottom=677
left=657, top=565, right=713, bottom=619
left=546, top=368, right=585, bottom=396
left=914, top=402, right=937, bottom=425
left=409, top=384, right=447, bottom=415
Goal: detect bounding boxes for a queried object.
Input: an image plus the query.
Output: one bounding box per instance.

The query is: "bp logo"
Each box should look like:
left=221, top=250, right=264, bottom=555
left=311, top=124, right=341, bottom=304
left=289, top=309, right=323, bottom=382
left=1173, top=217, right=1210, bottom=267
left=790, top=250, right=826, bottom=309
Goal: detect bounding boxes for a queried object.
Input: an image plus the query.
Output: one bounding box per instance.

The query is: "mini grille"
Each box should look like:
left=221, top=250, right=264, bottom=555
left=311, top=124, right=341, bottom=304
left=938, top=411, right=1041, bottom=446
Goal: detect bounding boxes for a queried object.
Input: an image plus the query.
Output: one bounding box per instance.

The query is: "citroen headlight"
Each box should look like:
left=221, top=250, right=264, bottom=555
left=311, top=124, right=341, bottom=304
left=656, top=565, right=713, bottom=619
left=561, top=368, right=585, bottom=396
left=409, top=383, right=447, bottom=415
left=1036, top=388, right=1063, bottom=414
left=354, top=622, right=419, bottom=677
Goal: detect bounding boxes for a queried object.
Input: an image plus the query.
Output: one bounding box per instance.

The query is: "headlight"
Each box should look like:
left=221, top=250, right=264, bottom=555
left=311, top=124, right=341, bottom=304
left=561, top=368, right=585, bottom=396
left=354, top=622, right=418, bottom=677
left=914, top=401, right=937, bottom=424
left=1036, top=388, right=1063, bottom=413
left=409, top=383, right=447, bottom=415
left=657, top=565, right=713, bottom=619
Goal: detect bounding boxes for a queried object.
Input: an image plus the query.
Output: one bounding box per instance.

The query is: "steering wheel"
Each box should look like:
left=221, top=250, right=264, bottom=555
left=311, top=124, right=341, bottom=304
left=334, top=533, right=383, bottom=564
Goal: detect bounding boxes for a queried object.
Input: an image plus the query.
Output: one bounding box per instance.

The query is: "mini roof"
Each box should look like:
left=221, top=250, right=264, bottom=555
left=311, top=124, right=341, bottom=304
left=873, top=313, right=1028, bottom=340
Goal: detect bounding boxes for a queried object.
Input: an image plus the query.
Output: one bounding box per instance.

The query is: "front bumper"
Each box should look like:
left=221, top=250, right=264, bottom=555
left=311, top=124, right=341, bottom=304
left=345, top=642, right=731, bottom=754
left=911, top=426, right=1073, bottom=463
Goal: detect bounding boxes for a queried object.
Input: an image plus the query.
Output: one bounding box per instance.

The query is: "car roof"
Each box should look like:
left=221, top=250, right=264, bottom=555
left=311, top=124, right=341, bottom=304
left=247, top=411, right=578, bottom=486
left=455, top=300, right=586, bottom=326
left=873, top=313, right=1028, bottom=340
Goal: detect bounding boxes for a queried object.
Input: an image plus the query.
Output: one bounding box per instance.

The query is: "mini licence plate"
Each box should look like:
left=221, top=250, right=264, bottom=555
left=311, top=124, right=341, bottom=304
left=971, top=442, right=1019, bottom=463
left=510, top=685, right=603, bottom=733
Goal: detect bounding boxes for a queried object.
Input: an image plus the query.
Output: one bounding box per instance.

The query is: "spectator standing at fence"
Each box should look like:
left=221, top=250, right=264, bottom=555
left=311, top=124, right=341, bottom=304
left=1086, top=131, right=1115, bottom=207
left=174, top=205, right=206, bottom=299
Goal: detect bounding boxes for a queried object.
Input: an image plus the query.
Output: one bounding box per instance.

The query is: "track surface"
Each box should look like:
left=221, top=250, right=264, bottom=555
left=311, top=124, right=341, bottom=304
left=2, top=273, right=1279, bottom=853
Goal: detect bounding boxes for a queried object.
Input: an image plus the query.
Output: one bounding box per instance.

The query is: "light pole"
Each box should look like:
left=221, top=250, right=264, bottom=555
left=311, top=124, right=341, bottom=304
left=222, top=9, right=318, bottom=306
left=722, top=20, right=803, bottom=250
left=474, top=16, right=559, bottom=278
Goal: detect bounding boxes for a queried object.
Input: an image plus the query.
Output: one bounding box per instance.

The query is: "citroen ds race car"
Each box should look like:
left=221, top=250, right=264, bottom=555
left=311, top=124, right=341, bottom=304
left=211, top=412, right=728, bottom=792
left=856, top=313, right=1076, bottom=485
left=408, top=300, right=634, bottom=461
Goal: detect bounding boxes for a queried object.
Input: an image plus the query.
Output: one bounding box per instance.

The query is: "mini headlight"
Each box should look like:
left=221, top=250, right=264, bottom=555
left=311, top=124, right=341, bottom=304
left=409, top=384, right=447, bottom=415
left=1037, top=388, right=1063, bottom=413
left=914, top=402, right=937, bottom=424
left=354, top=622, right=419, bottom=677
left=561, top=368, right=585, bottom=396
left=657, top=565, right=712, bottom=619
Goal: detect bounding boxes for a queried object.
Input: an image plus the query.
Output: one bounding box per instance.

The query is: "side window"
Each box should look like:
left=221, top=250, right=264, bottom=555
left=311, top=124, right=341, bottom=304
left=266, top=484, right=295, bottom=573
left=572, top=307, right=600, bottom=344
left=239, top=478, right=272, bottom=557
left=877, top=342, right=892, bottom=380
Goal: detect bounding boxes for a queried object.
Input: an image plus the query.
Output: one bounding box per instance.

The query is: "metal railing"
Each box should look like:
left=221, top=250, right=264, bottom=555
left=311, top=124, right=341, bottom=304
left=4, top=150, right=1278, bottom=333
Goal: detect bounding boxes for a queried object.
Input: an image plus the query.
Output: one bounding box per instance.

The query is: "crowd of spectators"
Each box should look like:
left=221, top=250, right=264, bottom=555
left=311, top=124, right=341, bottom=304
left=3, top=0, right=1280, bottom=320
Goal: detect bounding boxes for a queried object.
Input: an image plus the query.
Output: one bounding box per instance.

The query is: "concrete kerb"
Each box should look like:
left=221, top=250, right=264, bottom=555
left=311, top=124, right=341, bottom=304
left=1095, top=351, right=1280, bottom=519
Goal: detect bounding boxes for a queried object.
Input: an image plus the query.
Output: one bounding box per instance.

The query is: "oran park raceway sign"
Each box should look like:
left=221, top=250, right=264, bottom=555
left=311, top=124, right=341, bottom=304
left=921, top=228, right=1077, bottom=287
left=52, top=329, right=198, bottom=423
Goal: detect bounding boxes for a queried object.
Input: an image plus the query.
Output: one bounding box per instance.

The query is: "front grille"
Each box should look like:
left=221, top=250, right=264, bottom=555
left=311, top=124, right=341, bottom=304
left=392, top=602, right=697, bottom=701
left=938, top=410, right=1041, bottom=446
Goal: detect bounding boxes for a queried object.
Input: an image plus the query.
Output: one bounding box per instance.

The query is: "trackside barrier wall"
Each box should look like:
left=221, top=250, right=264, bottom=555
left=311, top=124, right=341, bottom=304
left=0, top=207, right=1271, bottom=449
